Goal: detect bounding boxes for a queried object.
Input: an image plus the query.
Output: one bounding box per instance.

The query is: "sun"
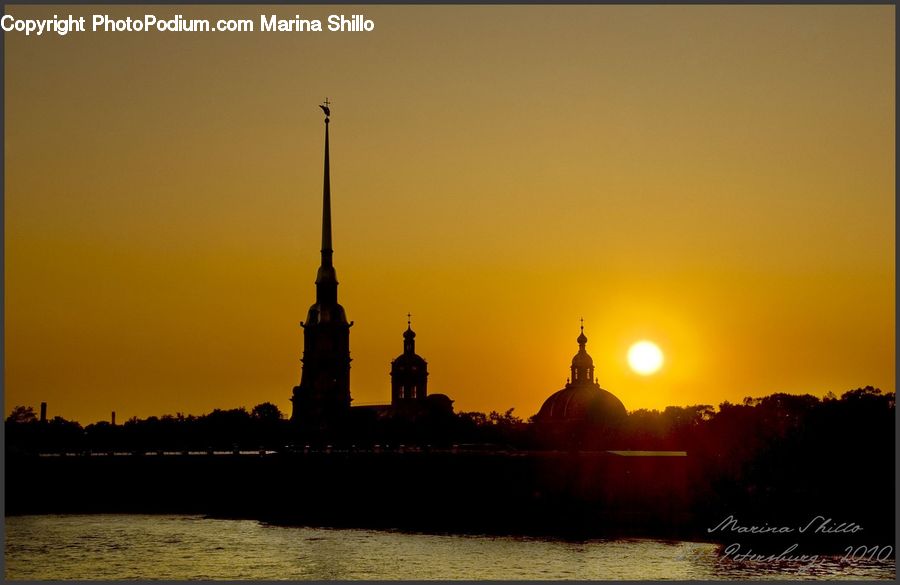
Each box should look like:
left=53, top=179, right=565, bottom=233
left=627, top=341, right=664, bottom=375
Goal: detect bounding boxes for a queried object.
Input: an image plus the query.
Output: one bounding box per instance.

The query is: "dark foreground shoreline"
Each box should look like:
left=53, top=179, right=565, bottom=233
left=6, top=450, right=893, bottom=555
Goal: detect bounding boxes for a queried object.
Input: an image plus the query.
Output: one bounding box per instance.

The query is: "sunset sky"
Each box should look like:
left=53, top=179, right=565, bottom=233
left=5, top=5, right=894, bottom=424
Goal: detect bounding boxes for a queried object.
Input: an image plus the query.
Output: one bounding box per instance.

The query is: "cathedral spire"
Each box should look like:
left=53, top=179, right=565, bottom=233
left=321, top=99, right=332, bottom=266
left=292, top=101, right=351, bottom=427
left=315, top=99, right=338, bottom=304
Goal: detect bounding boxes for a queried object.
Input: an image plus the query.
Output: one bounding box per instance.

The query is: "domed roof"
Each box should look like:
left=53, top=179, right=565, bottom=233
left=535, top=323, right=627, bottom=425
left=393, top=319, right=426, bottom=369
left=572, top=327, right=592, bottom=368
left=426, top=393, right=454, bottom=411
left=537, top=384, right=626, bottom=423
left=305, top=301, right=348, bottom=325
left=572, top=348, right=593, bottom=369
left=392, top=352, right=426, bottom=367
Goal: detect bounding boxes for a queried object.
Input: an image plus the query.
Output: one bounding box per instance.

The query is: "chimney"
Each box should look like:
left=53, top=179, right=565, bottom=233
left=40, top=402, right=47, bottom=423
left=111, top=411, right=116, bottom=426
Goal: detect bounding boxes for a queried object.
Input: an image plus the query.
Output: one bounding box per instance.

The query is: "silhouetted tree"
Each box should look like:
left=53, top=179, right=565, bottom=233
left=251, top=402, right=283, bottom=421
left=6, top=405, right=37, bottom=424
left=489, top=408, right=523, bottom=426
left=458, top=411, right=488, bottom=426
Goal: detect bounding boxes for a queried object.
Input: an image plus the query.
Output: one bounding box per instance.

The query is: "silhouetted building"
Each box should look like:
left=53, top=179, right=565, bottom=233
left=535, top=325, right=627, bottom=425
left=391, top=317, right=428, bottom=406
left=40, top=402, right=47, bottom=423
left=353, top=318, right=454, bottom=422
left=291, top=105, right=353, bottom=429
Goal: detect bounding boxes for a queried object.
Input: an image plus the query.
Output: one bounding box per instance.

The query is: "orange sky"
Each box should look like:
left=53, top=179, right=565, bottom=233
left=5, top=5, right=895, bottom=424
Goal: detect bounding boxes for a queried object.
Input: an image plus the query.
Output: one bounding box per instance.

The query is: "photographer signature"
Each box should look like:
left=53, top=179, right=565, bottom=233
left=707, top=514, right=863, bottom=535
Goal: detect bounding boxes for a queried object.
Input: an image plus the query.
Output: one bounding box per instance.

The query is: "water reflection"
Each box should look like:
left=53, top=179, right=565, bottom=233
left=5, top=515, right=895, bottom=580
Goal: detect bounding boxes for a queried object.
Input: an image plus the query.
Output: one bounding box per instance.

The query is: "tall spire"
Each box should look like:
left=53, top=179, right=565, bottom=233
left=315, top=99, right=338, bottom=304
left=321, top=98, right=332, bottom=266
left=291, top=99, right=351, bottom=428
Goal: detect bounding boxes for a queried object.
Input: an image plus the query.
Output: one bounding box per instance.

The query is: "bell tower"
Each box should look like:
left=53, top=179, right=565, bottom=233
left=390, top=314, right=429, bottom=405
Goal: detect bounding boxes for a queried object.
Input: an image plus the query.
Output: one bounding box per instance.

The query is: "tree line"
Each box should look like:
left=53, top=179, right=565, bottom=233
left=6, top=386, right=893, bottom=458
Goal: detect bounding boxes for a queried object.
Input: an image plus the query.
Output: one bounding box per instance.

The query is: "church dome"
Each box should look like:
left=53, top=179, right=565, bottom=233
left=306, top=301, right=348, bottom=325
left=425, top=393, right=454, bottom=413
left=392, top=352, right=426, bottom=368
left=535, top=324, right=627, bottom=425
left=394, top=322, right=424, bottom=366
left=571, top=348, right=593, bottom=369
left=570, top=326, right=593, bottom=374
left=537, top=384, right=626, bottom=423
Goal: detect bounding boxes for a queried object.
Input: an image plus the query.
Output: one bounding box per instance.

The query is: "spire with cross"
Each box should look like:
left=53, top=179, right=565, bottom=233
left=291, top=102, right=352, bottom=426
left=315, top=99, right=337, bottom=301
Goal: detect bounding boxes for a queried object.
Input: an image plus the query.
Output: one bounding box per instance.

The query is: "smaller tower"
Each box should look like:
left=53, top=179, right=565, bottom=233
left=390, top=314, right=428, bottom=405
left=570, top=322, right=595, bottom=384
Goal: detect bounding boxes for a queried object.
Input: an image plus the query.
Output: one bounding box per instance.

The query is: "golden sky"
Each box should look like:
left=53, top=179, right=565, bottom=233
left=5, top=5, right=895, bottom=424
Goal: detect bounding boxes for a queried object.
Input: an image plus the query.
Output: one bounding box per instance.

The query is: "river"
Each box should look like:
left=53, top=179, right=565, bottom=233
left=5, top=515, right=894, bottom=580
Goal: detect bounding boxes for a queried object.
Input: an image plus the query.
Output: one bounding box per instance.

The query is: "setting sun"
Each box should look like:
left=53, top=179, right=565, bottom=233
left=627, top=341, right=664, bottom=376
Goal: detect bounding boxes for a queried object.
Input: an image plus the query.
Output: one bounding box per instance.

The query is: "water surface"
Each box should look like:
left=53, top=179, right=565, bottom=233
left=5, top=515, right=895, bottom=580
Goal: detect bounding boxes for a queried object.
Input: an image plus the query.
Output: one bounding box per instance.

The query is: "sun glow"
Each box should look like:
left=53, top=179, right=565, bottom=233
left=627, top=341, right=664, bottom=375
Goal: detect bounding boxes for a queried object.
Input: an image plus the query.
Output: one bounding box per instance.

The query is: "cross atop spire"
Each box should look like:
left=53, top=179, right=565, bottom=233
left=407, top=312, right=412, bottom=327
left=580, top=317, right=584, bottom=333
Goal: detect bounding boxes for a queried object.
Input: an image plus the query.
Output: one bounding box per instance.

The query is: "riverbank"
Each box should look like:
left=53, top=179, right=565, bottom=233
left=7, top=450, right=690, bottom=535
left=5, top=449, right=893, bottom=554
